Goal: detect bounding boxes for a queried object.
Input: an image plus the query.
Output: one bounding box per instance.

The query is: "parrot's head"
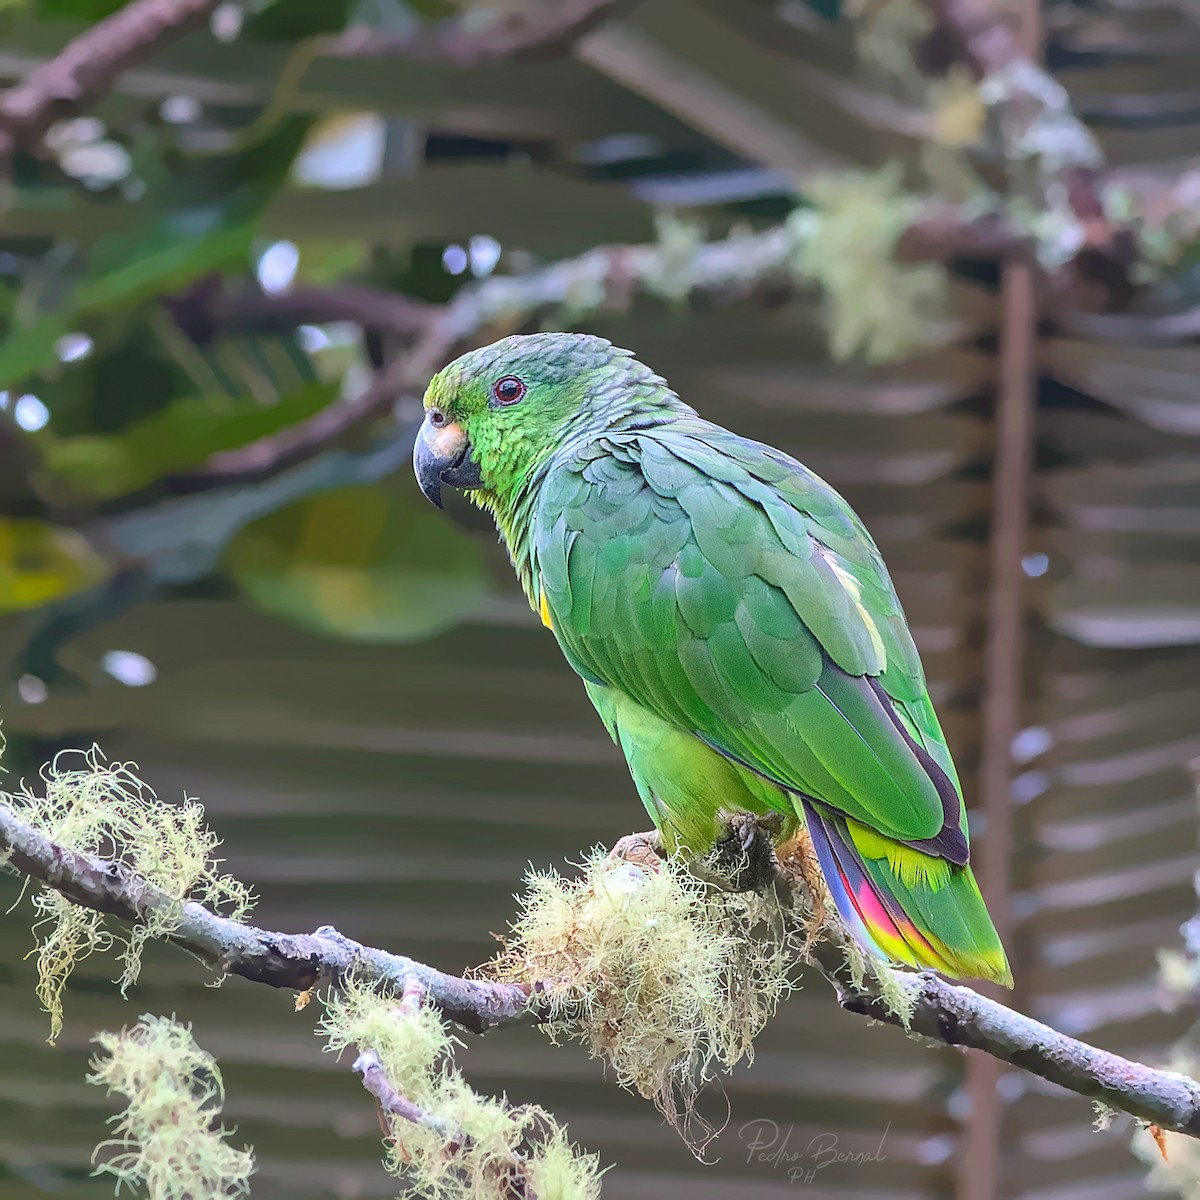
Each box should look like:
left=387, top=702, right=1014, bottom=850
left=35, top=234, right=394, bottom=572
left=413, top=332, right=676, bottom=510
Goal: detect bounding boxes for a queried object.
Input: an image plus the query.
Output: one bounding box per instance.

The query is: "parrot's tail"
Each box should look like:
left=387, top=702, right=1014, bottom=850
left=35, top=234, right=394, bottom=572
left=801, top=799, right=1012, bottom=987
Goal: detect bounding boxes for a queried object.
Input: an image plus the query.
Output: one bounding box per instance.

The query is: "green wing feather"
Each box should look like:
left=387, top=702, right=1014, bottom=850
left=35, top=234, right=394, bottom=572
left=532, top=419, right=1009, bottom=984
left=535, top=422, right=959, bottom=851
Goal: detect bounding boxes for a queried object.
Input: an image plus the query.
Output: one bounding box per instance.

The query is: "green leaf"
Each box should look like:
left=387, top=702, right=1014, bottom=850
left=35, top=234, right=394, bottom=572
left=0, top=518, right=109, bottom=614
left=38, top=381, right=339, bottom=499
left=0, top=210, right=256, bottom=390
left=0, top=116, right=313, bottom=390
left=0, top=315, right=69, bottom=389
left=35, top=0, right=127, bottom=16
left=294, top=239, right=368, bottom=285
left=75, top=205, right=259, bottom=312
left=222, top=481, right=494, bottom=642
left=244, top=0, right=357, bottom=40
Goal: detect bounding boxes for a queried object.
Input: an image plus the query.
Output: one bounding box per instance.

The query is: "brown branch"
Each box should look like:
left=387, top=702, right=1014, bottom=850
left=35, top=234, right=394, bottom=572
left=821, top=944, right=1200, bottom=1138
left=4, top=799, right=1200, bottom=1136
left=913, top=0, right=1146, bottom=315
left=326, top=0, right=642, bottom=64
left=164, top=203, right=1024, bottom=492
left=163, top=277, right=436, bottom=345
left=354, top=1048, right=455, bottom=1136
left=0, top=0, right=638, bottom=163
left=0, top=0, right=221, bottom=162
left=917, top=0, right=1025, bottom=77
left=0, top=800, right=544, bottom=1034
left=894, top=206, right=1024, bottom=263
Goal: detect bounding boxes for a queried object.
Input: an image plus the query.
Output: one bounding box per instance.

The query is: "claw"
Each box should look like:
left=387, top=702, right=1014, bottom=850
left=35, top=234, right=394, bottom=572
left=698, top=810, right=785, bottom=893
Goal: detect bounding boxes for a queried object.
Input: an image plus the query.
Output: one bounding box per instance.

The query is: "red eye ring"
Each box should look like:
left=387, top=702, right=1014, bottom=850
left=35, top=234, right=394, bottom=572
left=492, top=375, right=526, bottom=406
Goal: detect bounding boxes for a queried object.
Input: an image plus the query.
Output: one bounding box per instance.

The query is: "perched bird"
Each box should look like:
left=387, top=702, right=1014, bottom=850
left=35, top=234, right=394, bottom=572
left=414, top=332, right=1010, bottom=986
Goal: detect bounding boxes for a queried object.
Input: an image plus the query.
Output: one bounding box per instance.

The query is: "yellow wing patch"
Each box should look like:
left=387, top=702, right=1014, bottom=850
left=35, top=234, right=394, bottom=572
left=538, top=586, right=554, bottom=631
left=850, top=821, right=952, bottom=891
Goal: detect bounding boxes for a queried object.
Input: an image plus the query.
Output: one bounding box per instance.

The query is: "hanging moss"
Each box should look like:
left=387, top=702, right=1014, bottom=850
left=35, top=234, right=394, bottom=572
left=791, top=164, right=947, bottom=364
left=320, top=978, right=604, bottom=1200
left=88, top=1015, right=254, bottom=1200
left=488, top=849, right=796, bottom=1148
left=2, top=748, right=253, bottom=1041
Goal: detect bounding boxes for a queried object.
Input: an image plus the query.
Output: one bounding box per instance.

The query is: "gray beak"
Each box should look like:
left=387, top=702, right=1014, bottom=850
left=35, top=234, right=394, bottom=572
left=413, top=417, right=482, bottom=509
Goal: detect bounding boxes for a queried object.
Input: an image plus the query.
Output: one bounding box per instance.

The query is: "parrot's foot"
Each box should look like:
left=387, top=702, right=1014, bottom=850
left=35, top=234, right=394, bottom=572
left=609, top=829, right=666, bottom=872
left=696, top=810, right=785, bottom=893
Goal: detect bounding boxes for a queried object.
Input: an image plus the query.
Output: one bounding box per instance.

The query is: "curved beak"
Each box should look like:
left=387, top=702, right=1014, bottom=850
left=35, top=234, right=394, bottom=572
left=413, top=416, right=482, bottom=509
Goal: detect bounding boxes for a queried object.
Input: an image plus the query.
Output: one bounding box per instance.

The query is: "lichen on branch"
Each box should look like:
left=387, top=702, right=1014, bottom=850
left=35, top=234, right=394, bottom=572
left=88, top=1014, right=254, bottom=1200
left=3, top=758, right=1200, bottom=1139
left=791, top=165, right=948, bottom=363
left=321, top=978, right=603, bottom=1200
left=1, top=747, right=253, bottom=1040
left=488, top=849, right=796, bottom=1142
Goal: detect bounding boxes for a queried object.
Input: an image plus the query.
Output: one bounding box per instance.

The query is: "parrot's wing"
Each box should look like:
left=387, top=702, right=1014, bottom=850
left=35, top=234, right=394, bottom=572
left=533, top=425, right=967, bottom=861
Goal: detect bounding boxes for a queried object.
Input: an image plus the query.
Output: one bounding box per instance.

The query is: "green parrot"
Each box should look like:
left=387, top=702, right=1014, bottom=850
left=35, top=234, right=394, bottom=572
left=414, top=332, right=1010, bottom=986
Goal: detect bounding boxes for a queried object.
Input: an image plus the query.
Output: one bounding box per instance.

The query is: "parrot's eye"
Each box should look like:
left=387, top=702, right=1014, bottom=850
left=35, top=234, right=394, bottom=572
left=491, top=375, right=526, bottom=407
left=429, top=407, right=446, bottom=427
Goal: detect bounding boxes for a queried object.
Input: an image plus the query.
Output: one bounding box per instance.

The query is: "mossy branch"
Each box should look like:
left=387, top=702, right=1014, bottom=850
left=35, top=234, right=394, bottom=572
left=327, top=980, right=603, bottom=1199
left=4, top=798, right=1200, bottom=1138
left=818, top=942, right=1200, bottom=1137
left=0, top=796, right=543, bottom=1035
left=166, top=199, right=1021, bottom=492
left=0, top=0, right=223, bottom=164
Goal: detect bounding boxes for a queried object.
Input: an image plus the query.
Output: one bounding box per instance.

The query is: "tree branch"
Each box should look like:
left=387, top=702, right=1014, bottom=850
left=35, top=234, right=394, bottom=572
left=160, top=227, right=796, bottom=490
left=163, top=276, right=436, bottom=344
left=0, top=801, right=544, bottom=1034
left=164, top=203, right=1022, bottom=492
left=914, top=0, right=1143, bottom=312
left=3, top=799, right=1200, bottom=1136
left=354, top=1048, right=455, bottom=1136
left=817, top=942, right=1200, bottom=1137
left=918, top=0, right=1027, bottom=77
left=0, top=0, right=221, bottom=162
left=352, top=1045, right=540, bottom=1198
left=326, top=0, right=643, bottom=65
left=0, top=0, right=639, bottom=165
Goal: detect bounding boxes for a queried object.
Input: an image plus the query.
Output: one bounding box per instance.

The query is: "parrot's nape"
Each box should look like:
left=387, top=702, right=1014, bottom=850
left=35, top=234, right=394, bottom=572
left=413, top=332, right=1011, bottom=987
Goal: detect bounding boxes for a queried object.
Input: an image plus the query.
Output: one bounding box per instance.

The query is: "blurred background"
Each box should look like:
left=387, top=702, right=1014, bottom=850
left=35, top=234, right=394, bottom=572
left=1, top=0, right=1199, bottom=1198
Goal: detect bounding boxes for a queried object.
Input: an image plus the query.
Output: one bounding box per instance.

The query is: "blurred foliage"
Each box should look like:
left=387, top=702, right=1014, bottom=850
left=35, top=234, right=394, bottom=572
left=38, top=382, right=339, bottom=499
left=223, top=480, right=494, bottom=642
left=0, top=517, right=109, bottom=613
left=0, top=2, right=496, bottom=662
